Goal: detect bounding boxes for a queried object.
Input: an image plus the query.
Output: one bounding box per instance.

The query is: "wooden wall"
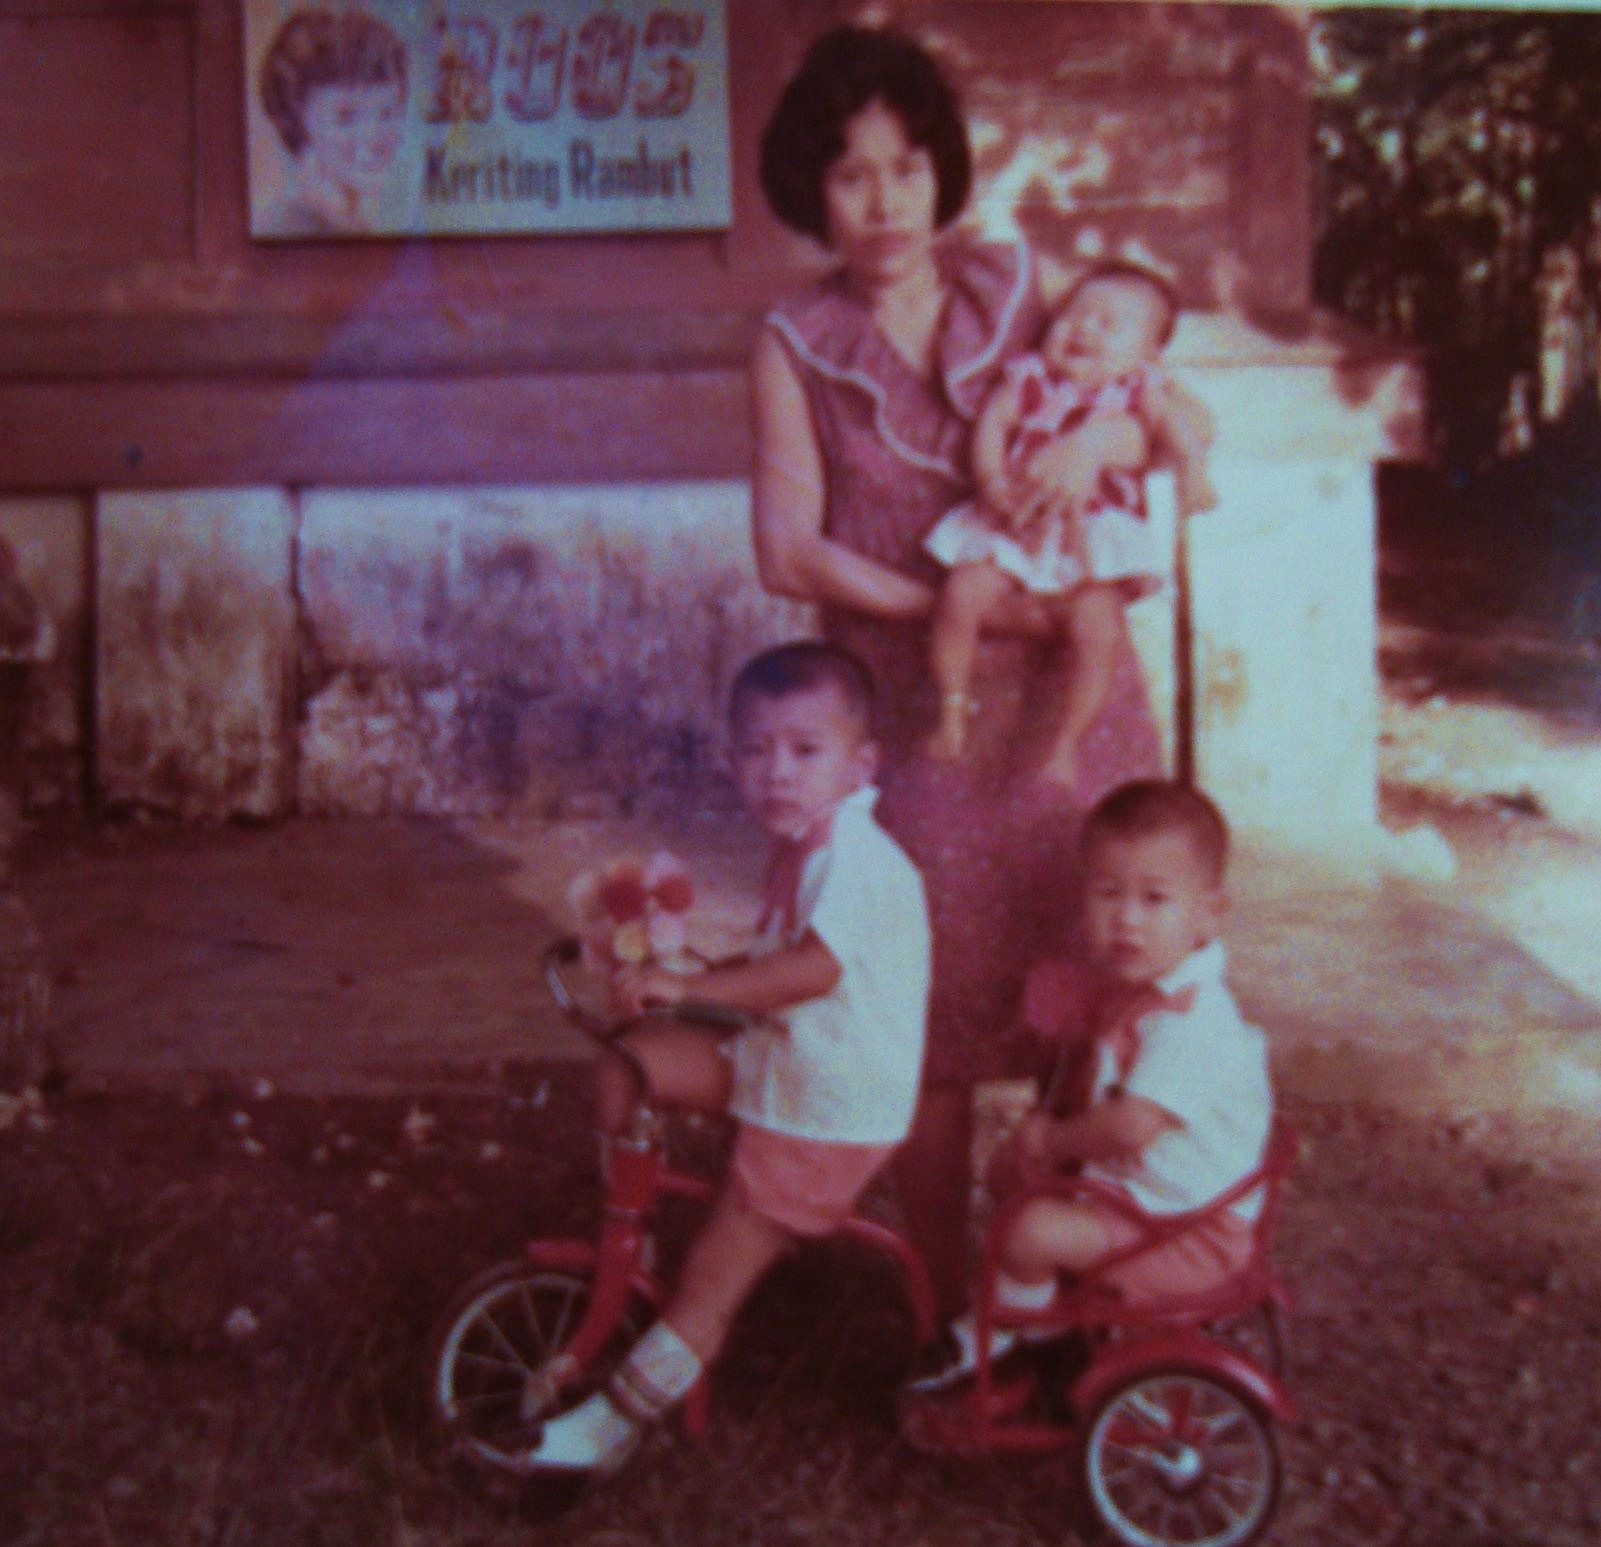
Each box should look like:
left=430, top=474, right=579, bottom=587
left=0, top=0, right=1314, bottom=491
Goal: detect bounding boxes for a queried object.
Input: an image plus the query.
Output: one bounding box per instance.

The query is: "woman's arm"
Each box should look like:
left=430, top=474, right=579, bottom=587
left=749, top=330, right=936, bottom=621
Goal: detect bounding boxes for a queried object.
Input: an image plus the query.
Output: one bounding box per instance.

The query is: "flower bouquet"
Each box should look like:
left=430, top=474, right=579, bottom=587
left=568, top=851, right=697, bottom=973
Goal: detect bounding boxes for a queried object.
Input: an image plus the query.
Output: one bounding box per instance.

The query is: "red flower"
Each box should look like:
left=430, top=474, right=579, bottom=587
left=651, top=872, right=694, bottom=914
left=597, top=865, right=649, bottom=923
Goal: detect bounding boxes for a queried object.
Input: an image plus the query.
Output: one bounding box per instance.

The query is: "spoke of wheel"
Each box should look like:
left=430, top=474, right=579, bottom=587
left=548, top=1281, right=582, bottom=1352
left=1102, top=1459, right=1147, bottom=1492
left=1210, top=1483, right=1253, bottom=1529
left=454, top=1348, right=526, bottom=1376
left=1211, top=1463, right=1266, bottom=1501
left=1189, top=1399, right=1247, bottom=1443
left=1210, top=1447, right=1261, bottom=1486
left=1127, top=1387, right=1174, bottom=1430
left=477, top=1306, right=530, bottom=1371
left=518, top=1282, right=550, bottom=1362
left=1146, top=1492, right=1178, bottom=1538
left=450, top=1388, right=522, bottom=1411
left=1165, top=1378, right=1196, bottom=1438
left=1171, top=1492, right=1203, bottom=1543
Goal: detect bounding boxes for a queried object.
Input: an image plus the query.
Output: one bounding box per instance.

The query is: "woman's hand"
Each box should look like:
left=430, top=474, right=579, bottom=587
left=1013, top=413, right=1149, bottom=532
left=612, top=964, right=688, bottom=1018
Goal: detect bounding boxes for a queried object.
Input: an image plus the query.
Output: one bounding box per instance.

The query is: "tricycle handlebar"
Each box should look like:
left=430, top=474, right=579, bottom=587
left=542, top=937, right=751, bottom=1044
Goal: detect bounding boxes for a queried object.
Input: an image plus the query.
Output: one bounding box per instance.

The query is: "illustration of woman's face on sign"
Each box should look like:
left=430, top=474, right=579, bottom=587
left=259, top=8, right=409, bottom=233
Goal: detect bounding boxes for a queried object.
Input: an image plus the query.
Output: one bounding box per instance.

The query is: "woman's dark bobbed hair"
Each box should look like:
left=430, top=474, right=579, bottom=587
left=759, top=26, right=972, bottom=244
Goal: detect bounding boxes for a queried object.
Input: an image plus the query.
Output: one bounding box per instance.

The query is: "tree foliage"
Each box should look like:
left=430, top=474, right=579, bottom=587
left=1313, top=6, right=1601, bottom=468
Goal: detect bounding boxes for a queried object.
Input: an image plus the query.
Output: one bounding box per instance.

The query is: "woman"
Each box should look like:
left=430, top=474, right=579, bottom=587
left=751, top=26, right=1205, bottom=1315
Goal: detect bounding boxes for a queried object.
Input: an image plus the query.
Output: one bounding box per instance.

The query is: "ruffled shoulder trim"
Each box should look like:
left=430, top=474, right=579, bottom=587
left=765, top=278, right=966, bottom=484
left=763, top=241, right=1041, bottom=485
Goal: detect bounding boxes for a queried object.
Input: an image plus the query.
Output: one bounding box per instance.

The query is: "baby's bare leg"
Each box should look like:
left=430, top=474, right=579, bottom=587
left=597, top=1022, right=733, bottom=1134
left=927, top=562, right=1020, bottom=760
left=1037, top=582, right=1122, bottom=789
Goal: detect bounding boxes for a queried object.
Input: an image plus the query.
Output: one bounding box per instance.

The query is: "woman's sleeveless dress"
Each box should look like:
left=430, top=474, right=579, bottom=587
left=764, top=241, right=1163, bottom=1084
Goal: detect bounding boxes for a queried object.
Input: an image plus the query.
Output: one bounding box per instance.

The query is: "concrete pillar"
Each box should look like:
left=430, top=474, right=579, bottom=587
left=1187, top=459, right=1379, bottom=837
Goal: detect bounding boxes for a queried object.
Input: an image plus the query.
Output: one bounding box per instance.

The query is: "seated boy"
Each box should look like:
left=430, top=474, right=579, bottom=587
left=908, top=778, right=1272, bottom=1391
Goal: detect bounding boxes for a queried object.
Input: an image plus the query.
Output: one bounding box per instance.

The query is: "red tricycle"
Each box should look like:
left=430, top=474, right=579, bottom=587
left=427, top=939, right=1296, bottom=1547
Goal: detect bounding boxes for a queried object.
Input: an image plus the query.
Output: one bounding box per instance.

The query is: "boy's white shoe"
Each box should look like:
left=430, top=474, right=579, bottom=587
left=520, top=1391, right=641, bottom=1476
left=903, top=1318, right=1023, bottom=1394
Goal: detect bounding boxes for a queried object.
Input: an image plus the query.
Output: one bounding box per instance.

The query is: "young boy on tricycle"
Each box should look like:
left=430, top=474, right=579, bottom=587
left=908, top=777, right=1274, bottom=1391
left=523, top=639, right=931, bottom=1473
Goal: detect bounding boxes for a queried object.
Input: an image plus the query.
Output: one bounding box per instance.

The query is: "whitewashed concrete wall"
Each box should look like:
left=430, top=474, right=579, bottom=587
left=1, top=471, right=1377, bottom=837
left=96, top=490, right=295, bottom=819
left=0, top=496, right=87, bottom=809
left=296, top=483, right=811, bottom=815
left=1188, top=460, right=1378, bottom=836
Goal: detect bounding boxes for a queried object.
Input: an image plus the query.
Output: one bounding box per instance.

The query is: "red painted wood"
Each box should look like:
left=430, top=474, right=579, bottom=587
left=0, top=370, right=751, bottom=487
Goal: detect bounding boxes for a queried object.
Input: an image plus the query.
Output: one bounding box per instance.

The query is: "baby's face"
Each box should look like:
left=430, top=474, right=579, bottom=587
left=1041, top=278, right=1167, bottom=385
left=1083, top=828, right=1224, bottom=986
left=730, top=684, right=876, bottom=841
left=301, top=81, right=404, bottom=193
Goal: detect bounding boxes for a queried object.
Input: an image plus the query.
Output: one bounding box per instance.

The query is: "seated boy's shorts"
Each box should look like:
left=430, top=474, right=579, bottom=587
left=1082, top=1199, right=1256, bottom=1303
left=731, top=1123, right=895, bottom=1237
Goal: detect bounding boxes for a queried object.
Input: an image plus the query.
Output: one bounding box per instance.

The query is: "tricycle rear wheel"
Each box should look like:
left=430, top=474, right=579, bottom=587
left=1078, top=1369, right=1280, bottom=1547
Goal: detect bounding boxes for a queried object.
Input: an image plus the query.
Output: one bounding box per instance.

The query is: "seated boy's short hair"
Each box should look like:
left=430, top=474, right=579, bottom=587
left=1082, top=779, right=1229, bottom=884
left=1067, top=260, right=1181, bottom=348
left=730, top=641, right=876, bottom=736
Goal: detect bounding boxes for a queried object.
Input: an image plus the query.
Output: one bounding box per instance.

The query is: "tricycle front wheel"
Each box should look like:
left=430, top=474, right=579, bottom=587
left=1079, top=1369, right=1280, bottom=1547
left=428, top=1261, right=646, bottom=1480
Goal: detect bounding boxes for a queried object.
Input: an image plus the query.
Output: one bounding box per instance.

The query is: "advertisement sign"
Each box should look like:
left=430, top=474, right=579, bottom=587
left=244, top=1, right=731, bottom=238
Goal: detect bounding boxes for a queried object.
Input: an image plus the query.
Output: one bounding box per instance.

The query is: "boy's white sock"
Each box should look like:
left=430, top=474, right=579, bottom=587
left=993, top=1271, right=1059, bottom=1313
left=607, top=1321, right=704, bottom=1424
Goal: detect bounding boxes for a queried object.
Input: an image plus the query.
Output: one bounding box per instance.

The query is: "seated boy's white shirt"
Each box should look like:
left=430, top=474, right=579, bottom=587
left=1084, top=941, right=1272, bottom=1221
left=727, top=786, right=931, bottom=1144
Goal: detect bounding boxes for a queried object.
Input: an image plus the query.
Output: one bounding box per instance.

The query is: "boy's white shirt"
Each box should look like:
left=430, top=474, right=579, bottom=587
left=1084, top=940, right=1273, bottom=1221
left=727, top=786, right=931, bottom=1144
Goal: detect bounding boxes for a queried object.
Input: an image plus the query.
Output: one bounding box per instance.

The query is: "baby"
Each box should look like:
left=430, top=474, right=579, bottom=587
left=907, top=778, right=1272, bottom=1392
left=526, top=641, right=931, bottom=1472
left=923, top=261, right=1215, bottom=786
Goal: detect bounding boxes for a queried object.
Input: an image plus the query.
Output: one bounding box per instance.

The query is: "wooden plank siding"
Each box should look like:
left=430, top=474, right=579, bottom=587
left=0, top=1, right=1329, bottom=490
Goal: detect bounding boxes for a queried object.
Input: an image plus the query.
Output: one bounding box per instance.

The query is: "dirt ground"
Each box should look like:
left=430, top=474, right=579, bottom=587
left=2, top=1076, right=1599, bottom=1546
left=6, top=707, right=1601, bottom=1544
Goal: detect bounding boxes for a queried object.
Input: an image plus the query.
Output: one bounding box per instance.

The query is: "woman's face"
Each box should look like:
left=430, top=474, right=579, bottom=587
left=821, top=98, right=939, bottom=285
